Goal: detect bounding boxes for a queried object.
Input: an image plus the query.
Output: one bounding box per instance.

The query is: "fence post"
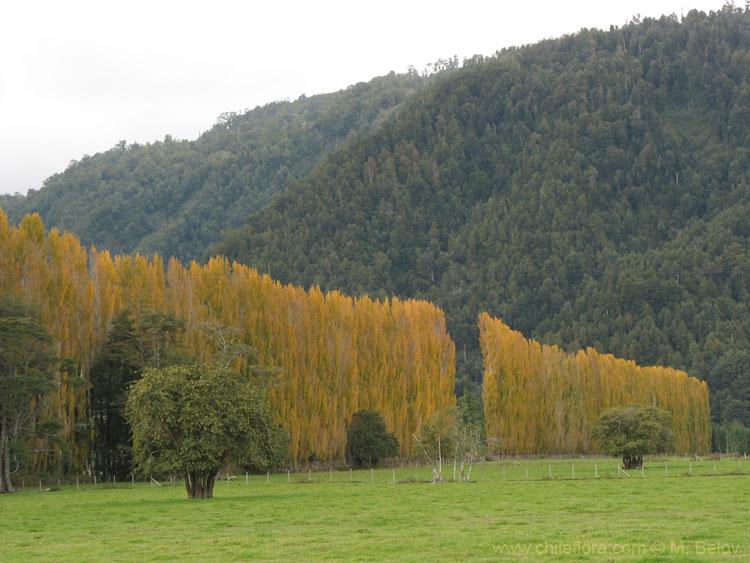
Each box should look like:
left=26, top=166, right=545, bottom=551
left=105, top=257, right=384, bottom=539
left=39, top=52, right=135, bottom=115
left=571, top=463, right=575, bottom=479
left=371, top=467, right=374, bottom=484
left=525, top=461, right=529, bottom=481
left=502, top=465, right=506, bottom=481
left=267, top=471, right=270, bottom=484
left=595, top=463, right=598, bottom=478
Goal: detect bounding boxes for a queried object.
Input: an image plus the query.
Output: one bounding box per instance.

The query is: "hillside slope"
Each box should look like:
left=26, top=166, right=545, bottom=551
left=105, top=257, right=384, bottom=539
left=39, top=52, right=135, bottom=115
left=0, top=72, right=428, bottom=261
left=215, top=7, right=750, bottom=424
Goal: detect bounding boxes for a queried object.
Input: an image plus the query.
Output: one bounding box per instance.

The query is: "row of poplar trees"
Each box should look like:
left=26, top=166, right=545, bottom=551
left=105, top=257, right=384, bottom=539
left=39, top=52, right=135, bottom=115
left=479, top=313, right=711, bottom=455
left=1, top=211, right=711, bottom=478
left=0, top=211, right=456, bottom=476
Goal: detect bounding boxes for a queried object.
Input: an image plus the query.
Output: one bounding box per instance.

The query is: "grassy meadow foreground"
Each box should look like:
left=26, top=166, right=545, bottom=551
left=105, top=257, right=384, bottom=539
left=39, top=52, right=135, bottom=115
left=1, top=458, right=748, bottom=561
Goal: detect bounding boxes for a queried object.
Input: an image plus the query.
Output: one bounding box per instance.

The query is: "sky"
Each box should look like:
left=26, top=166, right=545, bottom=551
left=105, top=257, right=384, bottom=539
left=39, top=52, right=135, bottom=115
left=0, top=0, right=729, bottom=196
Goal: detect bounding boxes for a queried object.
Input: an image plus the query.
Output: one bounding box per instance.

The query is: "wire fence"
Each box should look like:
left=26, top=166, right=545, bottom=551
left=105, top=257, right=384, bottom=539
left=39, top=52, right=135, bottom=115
left=18, top=453, right=749, bottom=493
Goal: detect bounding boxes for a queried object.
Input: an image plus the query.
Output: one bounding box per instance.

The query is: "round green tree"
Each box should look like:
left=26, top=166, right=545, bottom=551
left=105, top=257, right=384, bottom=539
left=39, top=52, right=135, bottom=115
left=126, top=363, right=287, bottom=498
left=591, top=404, right=674, bottom=470
left=345, top=410, right=399, bottom=468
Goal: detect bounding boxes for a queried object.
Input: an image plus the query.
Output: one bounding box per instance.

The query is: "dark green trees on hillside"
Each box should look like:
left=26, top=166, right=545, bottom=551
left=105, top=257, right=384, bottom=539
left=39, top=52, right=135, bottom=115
left=2, top=7, right=748, bottom=433
left=0, top=72, right=429, bottom=262
left=215, top=7, right=750, bottom=423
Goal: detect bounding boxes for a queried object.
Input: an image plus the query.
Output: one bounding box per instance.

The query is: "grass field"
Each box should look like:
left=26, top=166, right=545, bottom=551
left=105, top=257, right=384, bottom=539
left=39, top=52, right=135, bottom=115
left=1, top=457, right=748, bottom=561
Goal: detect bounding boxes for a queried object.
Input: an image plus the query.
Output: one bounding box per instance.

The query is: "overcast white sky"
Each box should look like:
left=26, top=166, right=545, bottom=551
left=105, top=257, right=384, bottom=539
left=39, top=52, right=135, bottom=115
left=0, top=0, right=728, bottom=195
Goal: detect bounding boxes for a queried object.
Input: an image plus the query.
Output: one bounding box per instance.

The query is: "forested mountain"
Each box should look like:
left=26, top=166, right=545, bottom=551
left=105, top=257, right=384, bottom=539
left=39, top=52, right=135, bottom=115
left=215, top=6, right=750, bottom=425
left=0, top=72, right=429, bottom=261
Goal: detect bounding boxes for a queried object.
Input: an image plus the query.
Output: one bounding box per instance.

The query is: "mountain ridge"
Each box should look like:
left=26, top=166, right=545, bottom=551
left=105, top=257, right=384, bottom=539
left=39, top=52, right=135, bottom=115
left=215, top=6, right=750, bottom=425
left=2, top=6, right=748, bottom=427
left=0, top=71, right=430, bottom=262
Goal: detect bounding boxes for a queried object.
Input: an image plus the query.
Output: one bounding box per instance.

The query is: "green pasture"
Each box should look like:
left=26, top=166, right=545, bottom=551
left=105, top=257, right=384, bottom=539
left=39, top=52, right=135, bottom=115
left=1, top=457, right=748, bottom=561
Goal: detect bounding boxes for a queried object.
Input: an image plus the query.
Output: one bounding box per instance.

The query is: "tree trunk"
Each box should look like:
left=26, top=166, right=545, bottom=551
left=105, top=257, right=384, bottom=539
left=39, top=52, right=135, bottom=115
left=185, top=469, right=217, bottom=498
left=0, top=423, right=14, bottom=493
left=622, top=455, right=643, bottom=470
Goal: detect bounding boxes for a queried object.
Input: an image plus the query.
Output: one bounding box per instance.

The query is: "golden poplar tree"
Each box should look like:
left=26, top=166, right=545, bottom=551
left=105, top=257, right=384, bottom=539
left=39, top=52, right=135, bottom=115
left=1, top=212, right=457, bottom=468
left=479, top=312, right=711, bottom=455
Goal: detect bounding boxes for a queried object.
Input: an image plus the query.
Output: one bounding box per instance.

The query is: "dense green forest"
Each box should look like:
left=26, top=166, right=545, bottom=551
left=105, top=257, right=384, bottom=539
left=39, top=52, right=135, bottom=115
left=214, top=6, right=750, bottom=425
left=0, top=72, right=429, bottom=262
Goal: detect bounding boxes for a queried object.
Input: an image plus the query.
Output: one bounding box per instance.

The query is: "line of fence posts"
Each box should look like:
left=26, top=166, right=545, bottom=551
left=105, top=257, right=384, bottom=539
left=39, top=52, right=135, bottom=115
left=18, top=453, right=749, bottom=492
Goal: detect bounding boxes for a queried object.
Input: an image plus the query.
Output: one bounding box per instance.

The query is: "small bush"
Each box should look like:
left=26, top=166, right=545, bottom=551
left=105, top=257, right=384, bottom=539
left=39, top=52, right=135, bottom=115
left=345, top=410, right=399, bottom=468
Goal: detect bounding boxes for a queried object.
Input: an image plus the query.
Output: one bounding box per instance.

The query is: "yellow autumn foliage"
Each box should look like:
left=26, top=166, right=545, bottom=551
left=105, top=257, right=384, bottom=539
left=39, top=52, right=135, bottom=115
left=479, top=312, right=711, bottom=455
left=0, top=210, right=455, bottom=470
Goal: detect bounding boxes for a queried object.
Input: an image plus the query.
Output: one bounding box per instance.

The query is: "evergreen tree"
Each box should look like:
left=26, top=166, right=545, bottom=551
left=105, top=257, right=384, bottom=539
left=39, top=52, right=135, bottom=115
left=345, top=410, right=399, bottom=468
left=0, top=299, right=56, bottom=493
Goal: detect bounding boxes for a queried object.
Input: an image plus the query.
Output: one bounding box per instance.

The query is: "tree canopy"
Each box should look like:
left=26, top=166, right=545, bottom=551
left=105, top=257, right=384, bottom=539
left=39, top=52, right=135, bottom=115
left=591, top=404, right=674, bottom=469
left=126, top=363, right=287, bottom=498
